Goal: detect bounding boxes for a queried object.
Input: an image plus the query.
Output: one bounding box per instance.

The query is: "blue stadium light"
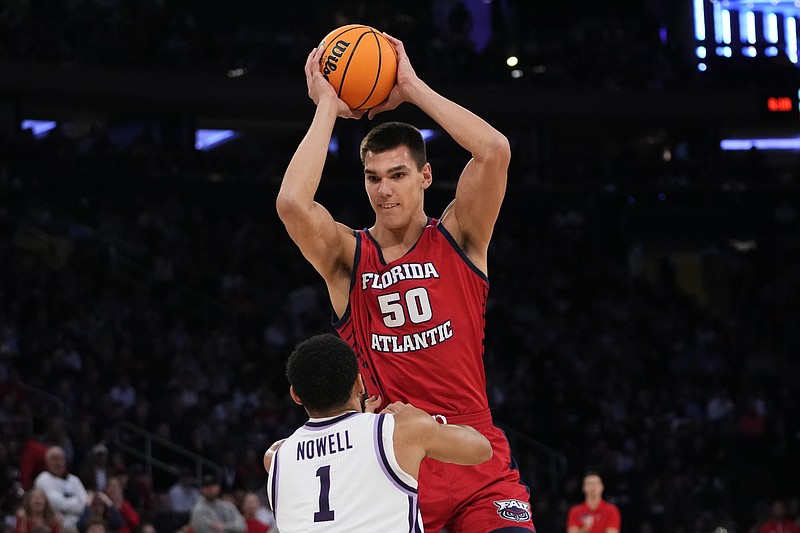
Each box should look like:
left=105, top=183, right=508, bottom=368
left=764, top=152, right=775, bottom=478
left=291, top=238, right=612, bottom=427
left=743, top=46, right=758, bottom=57
left=328, top=135, right=339, bottom=154
left=698, top=62, right=708, bottom=71
left=195, top=129, right=239, bottom=151
left=714, top=2, right=725, bottom=43
left=766, top=12, right=779, bottom=43
left=787, top=17, right=798, bottom=63
left=766, top=46, right=779, bottom=56
left=420, top=129, right=438, bottom=142
left=716, top=46, right=733, bottom=57
left=694, top=0, right=706, bottom=40
left=21, top=119, right=56, bottom=138
left=696, top=46, right=707, bottom=58
left=721, top=137, right=800, bottom=151
left=722, top=10, right=733, bottom=44
left=743, top=11, right=757, bottom=44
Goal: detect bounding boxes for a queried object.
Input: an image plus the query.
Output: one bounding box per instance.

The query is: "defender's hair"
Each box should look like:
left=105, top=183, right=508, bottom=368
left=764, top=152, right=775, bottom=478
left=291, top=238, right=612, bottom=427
left=286, top=334, right=359, bottom=413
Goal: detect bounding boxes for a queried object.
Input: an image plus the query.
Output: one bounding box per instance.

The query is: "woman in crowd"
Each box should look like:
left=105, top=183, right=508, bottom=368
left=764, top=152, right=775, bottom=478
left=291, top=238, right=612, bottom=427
left=15, top=488, right=62, bottom=533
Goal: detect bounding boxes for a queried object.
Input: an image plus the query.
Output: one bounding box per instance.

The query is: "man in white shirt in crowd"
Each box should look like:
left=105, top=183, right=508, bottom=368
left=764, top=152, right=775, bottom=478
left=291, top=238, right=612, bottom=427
left=33, top=445, right=88, bottom=532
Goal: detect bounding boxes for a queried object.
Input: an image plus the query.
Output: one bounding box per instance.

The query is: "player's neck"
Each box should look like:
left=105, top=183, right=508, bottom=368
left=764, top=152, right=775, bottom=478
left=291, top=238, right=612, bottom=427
left=307, top=399, right=362, bottom=419
left=585, top=496, right=602, bottom=509
left=370, top=213, right=428, bottom=259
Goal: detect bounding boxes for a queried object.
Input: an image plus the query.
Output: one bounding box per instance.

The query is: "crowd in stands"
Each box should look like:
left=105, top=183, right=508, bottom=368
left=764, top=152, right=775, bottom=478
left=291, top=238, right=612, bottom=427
left=1, top=2, right=800, bottom=533
left=0, top=0, right=690, bottom=90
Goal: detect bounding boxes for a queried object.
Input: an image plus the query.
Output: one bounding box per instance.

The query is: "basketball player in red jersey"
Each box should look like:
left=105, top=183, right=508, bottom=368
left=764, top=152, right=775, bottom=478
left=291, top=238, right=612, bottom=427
left=276, top=33, right=535, bottom=533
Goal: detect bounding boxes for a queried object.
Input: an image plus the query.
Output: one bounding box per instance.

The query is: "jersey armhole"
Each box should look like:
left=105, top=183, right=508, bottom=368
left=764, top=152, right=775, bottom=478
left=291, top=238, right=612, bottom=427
left=434, top=221, right=489, bottom=283
left=331, top=230, right=362, bottom=327
left=374, top=414, right=418, bottom=494
left=266, top=447, right=280, bottom=520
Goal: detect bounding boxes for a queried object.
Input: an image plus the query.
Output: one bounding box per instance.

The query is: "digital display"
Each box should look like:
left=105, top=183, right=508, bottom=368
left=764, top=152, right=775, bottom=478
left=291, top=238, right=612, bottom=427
left=692, top=0, right=800, bottom=68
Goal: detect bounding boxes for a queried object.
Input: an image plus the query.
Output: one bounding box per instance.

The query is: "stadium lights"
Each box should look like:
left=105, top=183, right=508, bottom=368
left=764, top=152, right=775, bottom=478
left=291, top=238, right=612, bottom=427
left=195, top=129, right=239, bottom=151
left=720, top=137, right=800, bottom=150
left=694, top=0, right=707, bottom=40
left=21, top=120, right=57, bottom=138
left=420, top=129, right=438, bottom=142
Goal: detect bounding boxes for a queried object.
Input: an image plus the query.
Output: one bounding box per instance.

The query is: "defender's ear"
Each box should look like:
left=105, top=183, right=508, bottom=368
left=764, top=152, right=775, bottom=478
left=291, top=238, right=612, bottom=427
left=289, top=386, right=303, bottom=406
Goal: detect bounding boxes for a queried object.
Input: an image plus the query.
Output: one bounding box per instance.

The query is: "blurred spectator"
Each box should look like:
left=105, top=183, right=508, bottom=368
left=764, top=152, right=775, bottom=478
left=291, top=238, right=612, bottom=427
left=566, top=472, right=621, bottom=533
left=167, top=470, right=199, bottom=515
left=239, top=492, right=272, bottom=533
left=189, top=475, right=244, bottom=533
left=1, top=438, right=22, bottom=522
left=14, top=488, right=62, bottom=533
left=33, top=446, right=88, bottom=533
left=118, top=466, right=155, bottom=515
left=757, top=500, right=800, bottom=533
left=233, top=449, right=262, bottom=493
left=42, top=418, right=75, bottom=469
left=78, top=445, right=111, bottom=492
left=76, top=491, right=123, bottom=533
left=16, top=416, right=48, bottom=491
left=104, top=477, right=139, bottom=533
left=218, top=452, right=238, bottom=494
left=107, top=378, right=136, bottom=416
left=82, top=517, right=107, bottom=533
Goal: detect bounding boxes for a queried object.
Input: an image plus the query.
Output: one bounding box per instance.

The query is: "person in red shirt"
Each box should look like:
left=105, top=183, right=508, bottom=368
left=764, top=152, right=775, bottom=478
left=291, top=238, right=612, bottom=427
left=105, top=477, right=140, bottom=533
left=758, top=500, right=800, bottom=533
left=239, top=492, right=271, bottom=533
left=276, top=30, right=533, bottom=533
left=566, top=473, right=621, bottom=533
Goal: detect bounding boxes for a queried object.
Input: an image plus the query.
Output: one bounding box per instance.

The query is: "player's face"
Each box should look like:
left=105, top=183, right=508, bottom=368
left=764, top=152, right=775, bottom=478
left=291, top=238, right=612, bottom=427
left=363, top=146, right=430, bottom=228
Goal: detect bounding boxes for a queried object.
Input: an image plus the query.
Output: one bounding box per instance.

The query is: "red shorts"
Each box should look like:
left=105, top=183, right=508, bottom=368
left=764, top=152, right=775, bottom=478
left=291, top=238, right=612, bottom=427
left=418, top=409, right=536, bottom=532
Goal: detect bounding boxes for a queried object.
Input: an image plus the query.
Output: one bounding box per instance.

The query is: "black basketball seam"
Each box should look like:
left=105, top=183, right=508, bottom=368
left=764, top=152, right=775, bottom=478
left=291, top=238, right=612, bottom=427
left=352, top=29, right=383, bottom=110
left=338, top=29, right=373, bottom=104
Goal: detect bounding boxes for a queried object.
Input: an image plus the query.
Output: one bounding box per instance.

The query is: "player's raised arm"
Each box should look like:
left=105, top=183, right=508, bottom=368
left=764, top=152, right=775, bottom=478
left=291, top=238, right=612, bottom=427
left=276, top=45, right=361, bottom=311
left=369, top=34, right=510, bottom=273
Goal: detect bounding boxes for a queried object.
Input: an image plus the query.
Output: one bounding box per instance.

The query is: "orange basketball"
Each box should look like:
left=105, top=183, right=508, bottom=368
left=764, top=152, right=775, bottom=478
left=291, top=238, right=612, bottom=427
left=319, top=24, right=397, bottom=110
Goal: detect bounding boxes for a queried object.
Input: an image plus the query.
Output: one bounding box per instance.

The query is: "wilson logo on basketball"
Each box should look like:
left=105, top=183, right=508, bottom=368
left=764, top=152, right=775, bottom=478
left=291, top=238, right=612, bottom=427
left=322, top=40, right=350, bottom=78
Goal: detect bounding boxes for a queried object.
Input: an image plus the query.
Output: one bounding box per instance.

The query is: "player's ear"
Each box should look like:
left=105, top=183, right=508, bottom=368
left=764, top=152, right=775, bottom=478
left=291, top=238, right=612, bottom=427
left=421, top=162, right=432, bottom=189
left=356, top=374, right=366, bottom=396
left=289, top=386, right=303, bottom=406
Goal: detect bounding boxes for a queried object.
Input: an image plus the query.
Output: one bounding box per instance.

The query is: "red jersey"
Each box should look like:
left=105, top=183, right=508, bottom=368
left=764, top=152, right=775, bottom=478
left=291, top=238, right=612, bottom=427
left=567, top=500, right=621, bottom=533
left=335, top=219, right=489, bottom=416
left=245, top=518, right=270, bottom=533
left=759, top=520, right=800, bottom=533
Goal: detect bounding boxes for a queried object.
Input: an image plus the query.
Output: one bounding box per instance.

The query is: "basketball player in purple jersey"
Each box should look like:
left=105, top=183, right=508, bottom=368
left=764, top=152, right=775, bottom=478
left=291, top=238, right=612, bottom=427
left=276, top=33, right=535, bottom=532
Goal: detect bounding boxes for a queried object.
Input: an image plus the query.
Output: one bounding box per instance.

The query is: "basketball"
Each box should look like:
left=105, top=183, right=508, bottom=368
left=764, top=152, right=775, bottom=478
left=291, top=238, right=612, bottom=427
left=319, top=24, right=397, bottom=110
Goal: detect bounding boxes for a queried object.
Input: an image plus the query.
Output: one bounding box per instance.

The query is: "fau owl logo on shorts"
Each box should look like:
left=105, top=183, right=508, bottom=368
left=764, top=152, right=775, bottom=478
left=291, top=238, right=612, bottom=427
left=493, top=499, right=531, bottom=522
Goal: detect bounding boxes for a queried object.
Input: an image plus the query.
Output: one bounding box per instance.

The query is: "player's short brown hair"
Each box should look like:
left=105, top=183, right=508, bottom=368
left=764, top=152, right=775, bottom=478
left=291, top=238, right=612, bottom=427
left=360, top=121, right=427, bottom=171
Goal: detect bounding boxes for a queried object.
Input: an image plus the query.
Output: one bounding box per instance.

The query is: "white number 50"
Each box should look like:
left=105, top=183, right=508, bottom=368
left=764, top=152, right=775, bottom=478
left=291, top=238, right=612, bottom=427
left=377, top=288, right=433, bottom=327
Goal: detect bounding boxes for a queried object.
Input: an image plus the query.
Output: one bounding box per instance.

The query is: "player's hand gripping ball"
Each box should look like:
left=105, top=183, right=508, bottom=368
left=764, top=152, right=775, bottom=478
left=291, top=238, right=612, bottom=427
left=319, top=24, right=397, bottom=111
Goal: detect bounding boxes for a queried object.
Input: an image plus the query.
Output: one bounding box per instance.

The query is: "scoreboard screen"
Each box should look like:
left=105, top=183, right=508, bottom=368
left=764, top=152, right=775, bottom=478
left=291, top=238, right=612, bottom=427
left=692, top=0, right=800, bottom=68
left=692, top=0, right=800, bottom=121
